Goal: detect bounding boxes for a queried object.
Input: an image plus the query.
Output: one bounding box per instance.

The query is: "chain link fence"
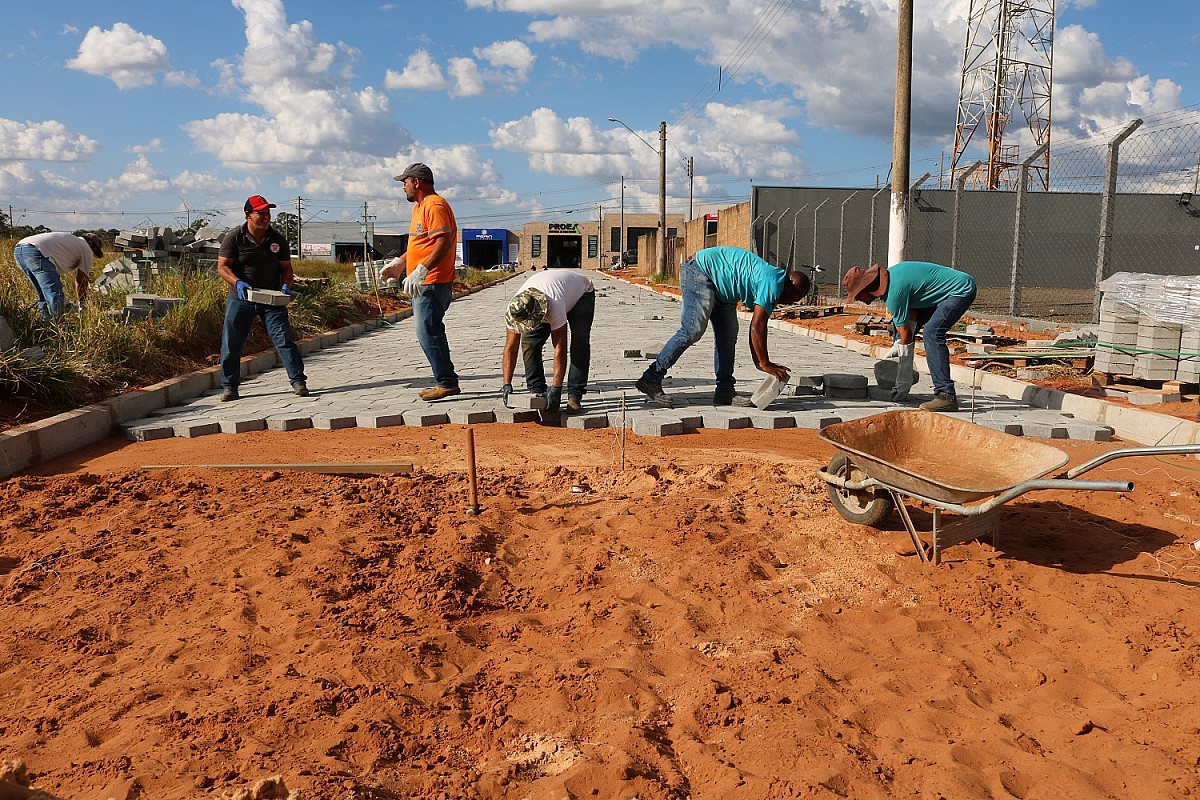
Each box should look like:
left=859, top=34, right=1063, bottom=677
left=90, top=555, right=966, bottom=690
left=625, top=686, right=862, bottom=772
left=751, top=114, right=1200, bottom=323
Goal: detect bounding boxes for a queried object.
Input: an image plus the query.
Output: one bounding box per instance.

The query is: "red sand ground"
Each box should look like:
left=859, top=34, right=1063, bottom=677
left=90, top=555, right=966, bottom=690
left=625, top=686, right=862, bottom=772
left=3, top=423, right=1200, bottom=799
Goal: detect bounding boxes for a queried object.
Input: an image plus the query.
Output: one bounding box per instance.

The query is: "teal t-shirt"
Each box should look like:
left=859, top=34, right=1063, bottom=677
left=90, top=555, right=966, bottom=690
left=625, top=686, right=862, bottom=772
left=694, top=247, right=787, bottom=313
left=885, top=261, right=976, bottom=327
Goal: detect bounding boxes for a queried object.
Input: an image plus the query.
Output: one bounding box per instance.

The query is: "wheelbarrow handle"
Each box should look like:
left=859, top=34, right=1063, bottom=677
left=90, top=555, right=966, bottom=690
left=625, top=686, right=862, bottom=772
left=1061, top=444, right=1200, bottom=480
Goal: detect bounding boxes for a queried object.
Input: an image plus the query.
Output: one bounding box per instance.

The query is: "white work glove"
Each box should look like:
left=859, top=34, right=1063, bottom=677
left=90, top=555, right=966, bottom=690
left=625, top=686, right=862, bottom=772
left=403, top=262, right=429, bottom=296
left=891, top=342, right=915, bottom=401
left=883, top=340, right=902, bottom=359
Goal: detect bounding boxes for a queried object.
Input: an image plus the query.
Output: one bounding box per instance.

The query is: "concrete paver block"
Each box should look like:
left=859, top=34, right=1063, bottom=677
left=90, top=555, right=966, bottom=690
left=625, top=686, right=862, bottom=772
left=824, top=373, right=869, bottom=389
left=449, top=409, right=495, bottom=425
left=219, top=419, right=267, bottom=433
left=701, top=411, right=751, bottom=430
left=566, top=414, right=609, bottom=430
left=358, top=413, right=407, bottom=428
left=748, top=413, right=796, bottom=429
left=103, top=387, right=169, bottom=424
left=243, top=351, right=277, bottom=374
left=977, top=419, right=1024, bottom=436
left=174, top=421, right=221, bottom=438
left=124, top=420, right=176, bottom=442
left=313, top=415, right=358, bottom=430
left=791, top=411, right=843, bottom=429
left=518, top=395, right=548, bottom=410
left=267, top=416, right=314, bottom=431
left=632, top=417, right=683, bottom=437
left=494, top=408, right=540, bottom=423
left=404, top=410, right=449, bottom=427
left=623, top=349, right=643, bottom=358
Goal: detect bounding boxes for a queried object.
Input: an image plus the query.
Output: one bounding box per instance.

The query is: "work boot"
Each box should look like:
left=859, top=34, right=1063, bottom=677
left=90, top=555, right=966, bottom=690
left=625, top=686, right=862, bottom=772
left=635, top=377, right=673, bottom=407
left=920, top=393, right=959, bottom=412
left=220, top=387, right=239, bottom=402
left=563, top=396, right=583, bottom=415
left=713, top=391, right=754, bottom=407
left=292, top=381, right=310, bottom=397
left=420, top=385, right=461, bottom=401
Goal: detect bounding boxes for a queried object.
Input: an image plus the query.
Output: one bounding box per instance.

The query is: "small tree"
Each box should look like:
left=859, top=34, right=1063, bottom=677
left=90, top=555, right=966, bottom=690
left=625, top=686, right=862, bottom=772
left=273, top=211, right=299, bottom=253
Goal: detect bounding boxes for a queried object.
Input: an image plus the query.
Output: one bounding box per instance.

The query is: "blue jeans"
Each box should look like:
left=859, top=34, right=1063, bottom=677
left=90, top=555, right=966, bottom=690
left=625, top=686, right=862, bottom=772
left=220, top=296, right=307, bottom=389
left=14, top=244, right=66, bottom=318
left=519, top=290, right=595, bottom=399
left=642, top=258, right=739, bottom=393
left=911, top=288, right=977, bottom=397
left=412, top=281, right=458, bottom=388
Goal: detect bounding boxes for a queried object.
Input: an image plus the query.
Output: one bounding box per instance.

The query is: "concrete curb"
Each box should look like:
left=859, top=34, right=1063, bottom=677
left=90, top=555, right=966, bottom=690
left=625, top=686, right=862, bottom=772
left=613, top=274, right=1200, bottom=447
left=0, top=276, right=515, bottom=479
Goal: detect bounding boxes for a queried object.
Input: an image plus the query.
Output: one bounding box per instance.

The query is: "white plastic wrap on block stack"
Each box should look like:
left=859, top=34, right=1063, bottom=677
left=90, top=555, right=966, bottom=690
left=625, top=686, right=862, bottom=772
left=1180, top=286, right=1200, bottom=381
left=1097, top=272, right=1200, bottom=381
left=1094, top=296, right=1138, bottom=375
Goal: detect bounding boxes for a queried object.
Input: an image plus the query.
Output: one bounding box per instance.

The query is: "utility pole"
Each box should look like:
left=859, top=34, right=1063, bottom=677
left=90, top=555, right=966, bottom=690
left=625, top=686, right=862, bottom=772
left=687, top=157, right=694, bottom=221
left=296, top=196, right=304, bottom=258
left=620, top=176, right=625, bottom=265
left=361, top=201, right=375, bottom=265
left=887, top=0, right=914, bottom=268
left=658, top=121, right=668, bottom=277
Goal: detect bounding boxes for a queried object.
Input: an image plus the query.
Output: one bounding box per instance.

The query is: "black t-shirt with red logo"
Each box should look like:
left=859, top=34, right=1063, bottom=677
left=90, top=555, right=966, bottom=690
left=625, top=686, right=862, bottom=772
left=219, top=223, right=290, bottom=289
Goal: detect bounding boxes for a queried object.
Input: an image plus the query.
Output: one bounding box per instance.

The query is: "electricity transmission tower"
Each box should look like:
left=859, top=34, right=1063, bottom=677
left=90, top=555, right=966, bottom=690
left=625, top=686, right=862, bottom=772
left=951, top=0, right=1055, bottom=190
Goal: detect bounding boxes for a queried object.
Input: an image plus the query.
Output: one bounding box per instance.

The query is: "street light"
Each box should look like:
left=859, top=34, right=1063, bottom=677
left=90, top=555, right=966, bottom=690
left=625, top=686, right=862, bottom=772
left=609, top=116, right=667, bottom=277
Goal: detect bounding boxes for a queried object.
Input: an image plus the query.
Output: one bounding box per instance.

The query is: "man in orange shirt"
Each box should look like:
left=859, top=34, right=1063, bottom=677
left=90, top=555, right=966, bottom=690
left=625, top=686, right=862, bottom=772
left=382, top=162, right=460, bottom=400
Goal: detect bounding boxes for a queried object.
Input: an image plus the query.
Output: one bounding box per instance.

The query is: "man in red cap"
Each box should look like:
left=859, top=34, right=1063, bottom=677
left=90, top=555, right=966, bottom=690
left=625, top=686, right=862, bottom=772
left=381, top=162, right=461, bottom=400
left=216, top=195, right=308, bottom=401
left=842, top=261, right=976, bottom=411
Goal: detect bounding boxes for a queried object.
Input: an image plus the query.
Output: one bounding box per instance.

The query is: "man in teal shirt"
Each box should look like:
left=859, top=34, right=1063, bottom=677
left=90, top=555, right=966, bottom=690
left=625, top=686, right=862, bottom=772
left=636, top=246, right=810, bottom=407
left=843, top=260, right=977, bottom=412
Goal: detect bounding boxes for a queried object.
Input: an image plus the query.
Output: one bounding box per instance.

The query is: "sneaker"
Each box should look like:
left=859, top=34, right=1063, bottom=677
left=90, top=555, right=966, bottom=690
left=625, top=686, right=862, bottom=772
left=220, top=387, right=239, bottom=402
left=635, top=377, right=673, bottom=407
left=292, top=381, right=309, bottom=397
left=564, top=396, right=583, bottom=415
left=714, top=391, right=754, bottom=407
left=421, top=385, right=461, bottom=401
left=920, top=393, right=959, bottom=412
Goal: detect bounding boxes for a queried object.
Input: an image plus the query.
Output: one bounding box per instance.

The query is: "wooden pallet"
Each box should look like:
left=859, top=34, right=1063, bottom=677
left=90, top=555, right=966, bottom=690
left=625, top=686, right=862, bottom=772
left=961, top=348, right=1096, bottom=370
left=852, top=314, right=892, bottom=335
left=1090, top=374, right=1195, bottom=392
left=775, top=304, right=845, bottom=320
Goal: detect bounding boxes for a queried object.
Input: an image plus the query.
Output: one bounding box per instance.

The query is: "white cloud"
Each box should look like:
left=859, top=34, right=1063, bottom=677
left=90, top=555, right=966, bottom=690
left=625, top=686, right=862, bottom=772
left=0, top=119, right=100, bottom=162
left=384, top=50, right=447, bottom=91
left=125, top=139, right=164, bottom=155
left=490, top=102, right=804, bottom=190
left=184, top=0, right=412, bottom=174
left=66, top=22, right=169, bottom=89
left=475, top=39, right=535, bottom=75
left=448, top=57, right=486, bottom=97
left=60, top=24, right=78, bottom=35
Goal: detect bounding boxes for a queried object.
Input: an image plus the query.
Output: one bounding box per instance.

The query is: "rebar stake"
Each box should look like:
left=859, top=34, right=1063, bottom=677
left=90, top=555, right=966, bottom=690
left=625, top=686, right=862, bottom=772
left=466, top=427, right=480, bottom=515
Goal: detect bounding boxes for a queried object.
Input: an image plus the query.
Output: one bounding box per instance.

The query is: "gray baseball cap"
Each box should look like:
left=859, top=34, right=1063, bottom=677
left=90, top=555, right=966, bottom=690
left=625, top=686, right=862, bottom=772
left=394, top=162, right=434, bottom=184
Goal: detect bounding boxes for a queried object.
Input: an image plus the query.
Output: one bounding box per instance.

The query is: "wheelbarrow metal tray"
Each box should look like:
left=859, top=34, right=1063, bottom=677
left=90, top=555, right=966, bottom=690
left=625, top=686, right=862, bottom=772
left=818, top=410, right=1069, bottom=504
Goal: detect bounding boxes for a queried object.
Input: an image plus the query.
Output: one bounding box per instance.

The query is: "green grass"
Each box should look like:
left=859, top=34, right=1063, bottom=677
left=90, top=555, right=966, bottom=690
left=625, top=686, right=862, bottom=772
left=0, top=238, right=503, bottom=422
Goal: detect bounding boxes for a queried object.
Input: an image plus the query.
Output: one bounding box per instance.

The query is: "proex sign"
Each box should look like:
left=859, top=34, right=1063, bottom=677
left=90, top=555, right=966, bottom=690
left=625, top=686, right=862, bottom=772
left=549, top=222, right=580, bottom=233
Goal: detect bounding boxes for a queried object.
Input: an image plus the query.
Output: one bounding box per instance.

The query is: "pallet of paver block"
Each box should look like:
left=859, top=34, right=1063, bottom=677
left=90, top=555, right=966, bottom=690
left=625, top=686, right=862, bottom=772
left=852, top=314, right=891, bottom=335
left=774, top=304, right=845, bottom=320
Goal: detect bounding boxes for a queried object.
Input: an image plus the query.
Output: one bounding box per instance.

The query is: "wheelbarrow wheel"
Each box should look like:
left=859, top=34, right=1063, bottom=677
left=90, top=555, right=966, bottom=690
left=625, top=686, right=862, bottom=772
left=825, top=453, right=894, bottom=527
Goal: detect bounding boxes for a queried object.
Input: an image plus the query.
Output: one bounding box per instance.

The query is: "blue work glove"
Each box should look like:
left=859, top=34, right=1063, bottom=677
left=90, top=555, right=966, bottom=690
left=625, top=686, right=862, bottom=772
left=546, top=385, right=562, bottom=411
left=280, top=283, right=291, bottom=295
left=501, top=383, right=513, bottom=408
left=234, top=280, right=250, bottom=301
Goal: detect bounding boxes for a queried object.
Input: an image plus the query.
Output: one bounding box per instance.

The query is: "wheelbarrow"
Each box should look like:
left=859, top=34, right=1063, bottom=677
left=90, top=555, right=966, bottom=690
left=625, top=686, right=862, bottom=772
left=817, top=410, right=1200, bottom=564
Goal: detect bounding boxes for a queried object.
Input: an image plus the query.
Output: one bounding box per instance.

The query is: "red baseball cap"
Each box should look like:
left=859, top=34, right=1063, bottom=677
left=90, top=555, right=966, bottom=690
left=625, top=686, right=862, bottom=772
left=244, top=195, right=276, bottom=213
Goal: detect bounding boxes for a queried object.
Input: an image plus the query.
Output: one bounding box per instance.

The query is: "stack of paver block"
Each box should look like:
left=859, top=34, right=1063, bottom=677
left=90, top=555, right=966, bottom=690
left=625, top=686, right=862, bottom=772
left=1095, top=272, right=1200, bottom=381
left=355, top=259, right=400, bottom=292
left=111, top=293, right=185, bottom=323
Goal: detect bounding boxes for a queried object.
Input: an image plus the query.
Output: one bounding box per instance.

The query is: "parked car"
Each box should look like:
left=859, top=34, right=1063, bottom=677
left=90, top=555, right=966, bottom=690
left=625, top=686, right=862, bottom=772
left=487, top=262, right=518, bottom=273
left=621, top=250, right=638, bottom=266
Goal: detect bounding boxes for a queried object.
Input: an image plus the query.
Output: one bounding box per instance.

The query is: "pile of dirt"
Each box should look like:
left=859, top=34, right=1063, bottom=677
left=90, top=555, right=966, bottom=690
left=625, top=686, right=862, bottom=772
left=3, top=425, right=1199, bottom=798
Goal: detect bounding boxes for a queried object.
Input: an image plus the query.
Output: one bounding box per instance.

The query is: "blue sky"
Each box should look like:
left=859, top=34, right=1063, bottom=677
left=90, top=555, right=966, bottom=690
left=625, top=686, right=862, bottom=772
left=1, top=0, right=1196, bottom=234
